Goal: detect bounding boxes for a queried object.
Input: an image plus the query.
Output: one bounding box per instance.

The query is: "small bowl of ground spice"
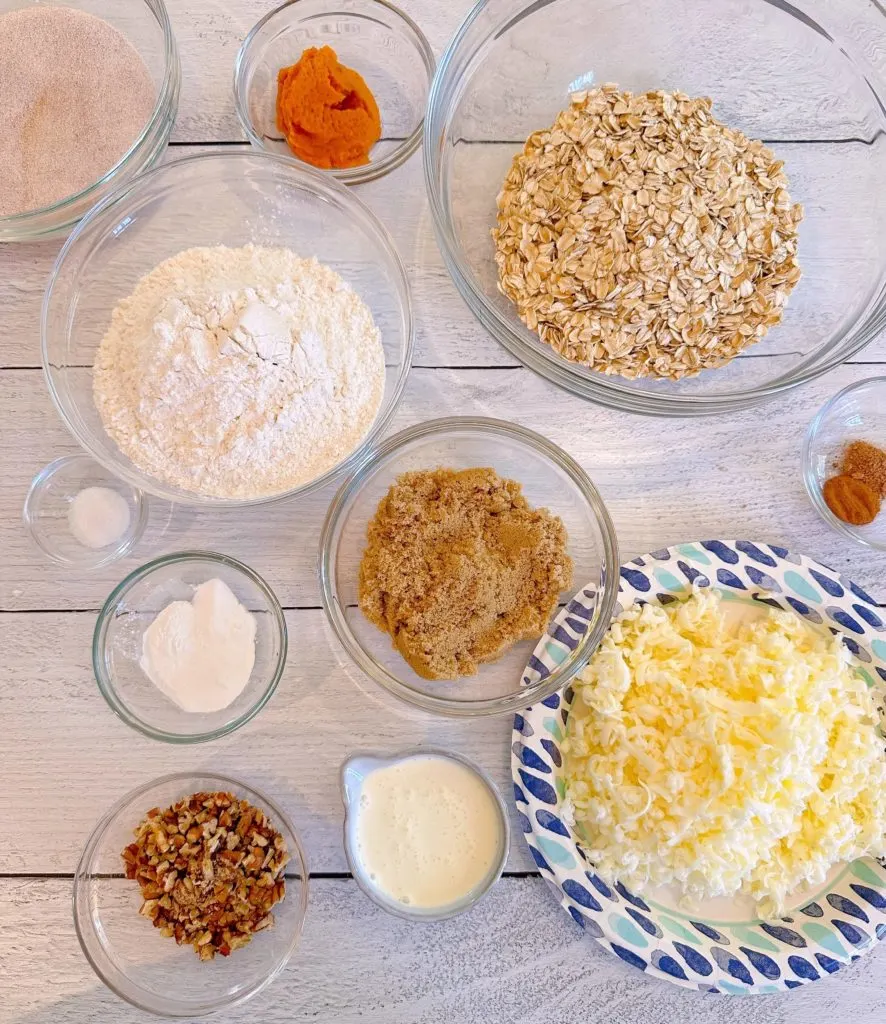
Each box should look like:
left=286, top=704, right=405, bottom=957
left=0, top=0, right=179, bottom=242
left=319, top=417, right=619, bottom=717
left=804, top=377, right=886, bottom=550
left=234, top=0, right=435, bottom=184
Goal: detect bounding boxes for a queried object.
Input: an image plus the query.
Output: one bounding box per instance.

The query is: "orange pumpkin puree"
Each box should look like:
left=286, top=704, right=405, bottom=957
left=276, top=46, right=381, bottom=169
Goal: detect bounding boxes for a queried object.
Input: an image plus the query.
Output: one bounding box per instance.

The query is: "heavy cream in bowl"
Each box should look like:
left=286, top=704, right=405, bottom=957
left=341, top=748, right=509, bottom=919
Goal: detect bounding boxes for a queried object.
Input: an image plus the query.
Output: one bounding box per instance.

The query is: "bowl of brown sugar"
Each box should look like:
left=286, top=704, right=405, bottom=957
left=804, top=377, right=886, bottom=550
left=319, top=417, right=619, bottom=717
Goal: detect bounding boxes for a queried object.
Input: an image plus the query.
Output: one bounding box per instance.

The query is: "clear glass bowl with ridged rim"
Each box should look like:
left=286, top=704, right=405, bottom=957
left=73, top=771, right=309, bottom=1017
left=41, top=150, right=414, bottom=506
left=93, top=551, right=287, bottom=743
left=423, top=0, right=886, bottom=417
left=319, top=416, right=619, bottom=717
left=0, top=0, right=180, bottom=243
left=803, top=376, right=886, bottom=551
left=234, top=0, right=436, bottom=185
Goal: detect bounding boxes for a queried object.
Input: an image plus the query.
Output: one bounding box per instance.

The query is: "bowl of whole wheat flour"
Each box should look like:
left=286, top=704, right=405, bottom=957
left=42, top=150, right=413, bottom=506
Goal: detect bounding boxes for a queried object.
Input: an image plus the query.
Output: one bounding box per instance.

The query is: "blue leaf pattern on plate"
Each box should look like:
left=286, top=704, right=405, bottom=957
left=514, top=541, right=886, bottom=994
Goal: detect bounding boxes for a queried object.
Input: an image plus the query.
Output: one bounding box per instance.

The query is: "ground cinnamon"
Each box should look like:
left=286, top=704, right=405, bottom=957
left=822, top=474, right=880, bottom=526
left=276, top=46, right=381, bottom=169
left=358, top=468, right=573, bottom=680
left=842, top=440, right=886, bottom=497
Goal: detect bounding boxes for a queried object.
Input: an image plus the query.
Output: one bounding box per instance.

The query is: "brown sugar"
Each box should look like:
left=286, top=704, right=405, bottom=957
left=358, top=467, right=573, bottom=680
left=842, top=440, right=886, bottom=497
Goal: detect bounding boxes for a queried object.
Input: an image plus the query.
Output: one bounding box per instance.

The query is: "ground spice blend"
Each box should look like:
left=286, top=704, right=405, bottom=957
left=358, top=467, right=573, bottom=680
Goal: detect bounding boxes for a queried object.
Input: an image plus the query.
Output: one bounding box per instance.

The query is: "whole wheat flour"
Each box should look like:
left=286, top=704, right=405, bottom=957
left=93, top=245, right=386, bottom=499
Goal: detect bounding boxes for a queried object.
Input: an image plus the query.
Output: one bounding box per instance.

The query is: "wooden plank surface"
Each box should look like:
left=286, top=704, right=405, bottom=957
left=4, top=0, right=886, bottom=1018
left=3, top=878, right=886, bottom=1024
left=4, top=361, right=886, bottom=612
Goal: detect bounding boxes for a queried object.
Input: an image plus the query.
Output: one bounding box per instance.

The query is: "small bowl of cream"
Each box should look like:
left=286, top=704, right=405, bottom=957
left=93, top=551, right=287, bottom=743
left=341, top=747, right=509, bottom=920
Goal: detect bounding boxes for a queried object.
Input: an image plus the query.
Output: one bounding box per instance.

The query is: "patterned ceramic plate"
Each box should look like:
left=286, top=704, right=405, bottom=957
left=513, top=541, right=886, bottom=994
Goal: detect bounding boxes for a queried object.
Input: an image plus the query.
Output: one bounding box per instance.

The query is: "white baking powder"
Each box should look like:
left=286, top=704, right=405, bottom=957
left=140, top=578, right=257, bottom=714
left=93, top=245, right=386, bottom=499
left=68, top=486, right=131, bottom=549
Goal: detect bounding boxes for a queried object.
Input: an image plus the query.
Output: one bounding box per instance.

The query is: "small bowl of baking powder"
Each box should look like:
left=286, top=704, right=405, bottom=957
left=93, top=551, right=287, bottom=743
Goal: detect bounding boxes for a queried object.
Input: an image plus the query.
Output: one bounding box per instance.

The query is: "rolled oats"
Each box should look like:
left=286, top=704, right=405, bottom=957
left=492, top=85, right=803, bottom=380
left=121, top=791, right=289, bottom=960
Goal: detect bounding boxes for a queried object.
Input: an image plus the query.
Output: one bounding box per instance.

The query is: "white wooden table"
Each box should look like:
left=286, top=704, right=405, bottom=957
left=3, top=1, right=886, bottom=1020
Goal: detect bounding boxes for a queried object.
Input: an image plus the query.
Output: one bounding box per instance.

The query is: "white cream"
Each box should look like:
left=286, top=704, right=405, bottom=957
left=353, top=755, right=504, bottom=910
left=139, top=578, right=257, bottom=713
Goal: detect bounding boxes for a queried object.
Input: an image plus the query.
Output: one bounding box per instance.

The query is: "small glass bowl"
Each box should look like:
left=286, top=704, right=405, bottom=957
left=234, top=0, right=435, bottom=184
left=0, top=0, right=180, bottom=242
left=340, top=747, right=510, bottom=920
left=93, top=552, right=287, bottom=743
left=803, top=377, right=886, bottom=550
left=23, top=455, right=148, bottom=570
left=319, top=416, right=619, bottom=717
left=74, top=771, right=309, bottom=1017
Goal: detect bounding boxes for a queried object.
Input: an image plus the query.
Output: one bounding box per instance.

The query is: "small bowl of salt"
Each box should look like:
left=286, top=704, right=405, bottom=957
left=23, top=454, right=147, bottom=570
left=93, top=551, right=287, bottom=743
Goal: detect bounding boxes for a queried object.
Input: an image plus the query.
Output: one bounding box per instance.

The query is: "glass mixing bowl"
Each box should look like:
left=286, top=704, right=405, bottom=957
left=0, top=0, right=179, bottom=243
left=234, top=0, right=435, bottom=184
left=74, top=772, right=309, bottom=1016
left=424, top=0, right=886, bottom=416
left=41, top=150, right=414, bottom=507
left=319, top=417, right=619, bottom=717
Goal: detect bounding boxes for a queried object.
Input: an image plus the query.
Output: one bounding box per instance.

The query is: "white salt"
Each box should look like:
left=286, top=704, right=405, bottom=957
left=68, top=487, right=131, bottom=549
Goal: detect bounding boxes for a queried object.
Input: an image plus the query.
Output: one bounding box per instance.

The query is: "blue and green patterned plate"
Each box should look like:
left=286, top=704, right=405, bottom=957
left=513, top=541, right=886, bottom=994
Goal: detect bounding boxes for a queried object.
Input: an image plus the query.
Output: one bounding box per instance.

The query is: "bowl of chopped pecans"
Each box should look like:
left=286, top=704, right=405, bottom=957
left=73, top=772, right=308, bottom=1016
left=424, top=0, right=886, bottom=416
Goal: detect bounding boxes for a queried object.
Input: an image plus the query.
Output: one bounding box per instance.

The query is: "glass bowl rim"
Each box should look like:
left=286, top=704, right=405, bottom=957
left=92, top=550, right=289, bottom=743
left=318, top=415, right=620, bottom=717
left=22, top=454, right=150, bottom=570
left=73, top=769, right=309, bottom=1018
left=40, top=148, right=415, bottom=508
left=0, top=0, right=180, bottom=230
left=802, top=375, right=886, bottom=551
left=422, top=0, right=886, bottom=416
left=233, top=0, right=437, bottom=185
left=339, top=745, right=511, bottom=920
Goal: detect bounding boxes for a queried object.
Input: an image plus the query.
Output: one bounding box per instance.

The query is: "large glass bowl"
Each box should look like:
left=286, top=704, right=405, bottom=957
left=0, top=0, right=179, bottom=243
left=41, top=150, right=414, bottom=507
left=424, top=0, right=886, bottom=416
left=319, top=417, right=619, bottom=717
left=73, top=772, right=309, bottom=1016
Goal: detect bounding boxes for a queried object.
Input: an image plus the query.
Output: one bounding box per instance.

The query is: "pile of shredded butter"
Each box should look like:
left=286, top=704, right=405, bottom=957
left=562, top=589, right=886, bottom=918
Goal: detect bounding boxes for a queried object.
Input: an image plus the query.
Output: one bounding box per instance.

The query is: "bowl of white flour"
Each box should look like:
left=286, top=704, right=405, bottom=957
left=42, top=150, right=414, bottom=504
left=93, top=551, right=287, bottom=743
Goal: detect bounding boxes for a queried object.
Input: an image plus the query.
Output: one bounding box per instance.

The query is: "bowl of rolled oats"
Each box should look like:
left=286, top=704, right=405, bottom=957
left=73, top=772, right=308, bottom=1016
left=424, top=0, right=886, bottom=416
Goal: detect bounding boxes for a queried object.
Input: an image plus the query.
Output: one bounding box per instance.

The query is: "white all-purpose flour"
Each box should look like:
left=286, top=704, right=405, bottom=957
left=93, top=245, right=386, bottom=499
